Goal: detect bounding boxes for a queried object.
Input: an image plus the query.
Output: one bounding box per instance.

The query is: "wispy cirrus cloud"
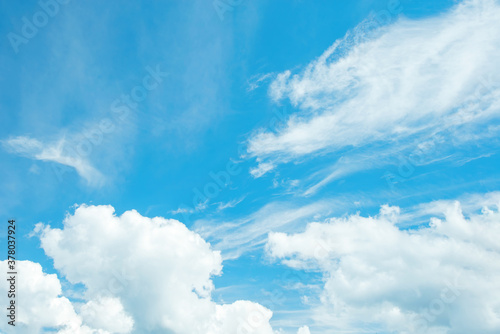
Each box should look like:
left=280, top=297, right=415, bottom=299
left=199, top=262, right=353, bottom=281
left=216, top=196, right=246, bottom=211
left=247, top=0, right=500, bottom=182
left=2, top=135, right=104, bottom=186
left=194, top=198, right=352, bottom=260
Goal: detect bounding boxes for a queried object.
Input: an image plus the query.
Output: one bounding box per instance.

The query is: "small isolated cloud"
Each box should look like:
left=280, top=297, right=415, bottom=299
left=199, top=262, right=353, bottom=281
left=170, top=206, right=195, bottom=215
left=2, top=136, right=104, bottom=186
left=250, top=162, right=276, bottom=178
left=266, top=192, right=500, bottom=333
left=33, top=204, right=287, bottom=333
left=247, top=73, right=275, bottom=92
left=216, top=196, right=245, bottom=211
left=248, top=0, right=500, bottom=177
left=29, top=164, right=41, bottom=174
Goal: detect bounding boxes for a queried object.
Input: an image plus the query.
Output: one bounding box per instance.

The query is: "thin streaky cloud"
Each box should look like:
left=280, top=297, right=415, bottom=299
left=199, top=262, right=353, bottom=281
left=2, top=136, right=104, bottom=186
left=248, top=0, right=500, bottom=174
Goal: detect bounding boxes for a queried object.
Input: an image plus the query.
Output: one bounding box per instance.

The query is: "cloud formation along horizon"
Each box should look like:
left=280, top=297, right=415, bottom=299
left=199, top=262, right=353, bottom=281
left=8, top=204, right=310, bottom=334
left=266, top=192, right=500, bottom=333
left=247, top=0, right=500, bottom=182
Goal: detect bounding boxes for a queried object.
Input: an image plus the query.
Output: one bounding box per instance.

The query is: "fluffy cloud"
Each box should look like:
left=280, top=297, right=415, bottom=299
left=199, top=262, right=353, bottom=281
left=33, top=204, right=280, bottom=334
left=297, top=326, right=311, bottom=334
left=0, top=260, right=96, bottom=334
left=248, top=0, right=500, bottom=176
left=267, top=192, right=500, bottom=333
left=80, top=297, right=134, bottom=333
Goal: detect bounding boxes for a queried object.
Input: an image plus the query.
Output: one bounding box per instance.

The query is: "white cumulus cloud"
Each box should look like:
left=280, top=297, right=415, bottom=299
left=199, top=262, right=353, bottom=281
left=266, top=192, right=500, bottom=333
left=0, top=260, right=99, bottom=334
left=297, top=326, right=311, bottom=334
left=33, top=204, right=288, bottom=334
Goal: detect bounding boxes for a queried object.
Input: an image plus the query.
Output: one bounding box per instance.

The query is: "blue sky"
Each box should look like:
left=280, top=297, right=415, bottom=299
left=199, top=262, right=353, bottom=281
left=1, top=0, right=500, bottom=333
